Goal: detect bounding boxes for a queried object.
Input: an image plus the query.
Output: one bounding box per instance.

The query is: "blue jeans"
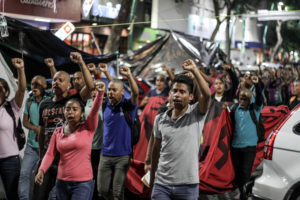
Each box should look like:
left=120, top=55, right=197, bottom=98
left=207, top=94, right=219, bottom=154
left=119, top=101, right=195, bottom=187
left=151, top=183, right=199, bottom=200
left=56, top=179, right=94, bottom=200
left=0, top=155, right=21, bottom=200
left=19, top=145, right=39, bottom=200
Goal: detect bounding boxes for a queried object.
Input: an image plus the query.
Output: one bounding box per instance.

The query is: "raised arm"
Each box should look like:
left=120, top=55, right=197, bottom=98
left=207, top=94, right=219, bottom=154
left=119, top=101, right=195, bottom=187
left=199, top=70, right=213, bottom=87
left=196, top=60, right=213, bottom=87
left=44, top=58, right=57, bottom=79
left=162, top=65, right=175, bottom=83
left=258, top=63, right=263, bottom=77
left=98, top=63, right=113, bottom=82
left=224, top=64, right=239, bottom=94
left=235, top=66, right=243, bottom=79
left=86, top=82, right=105, bottom=132
left=11, top=58, right=26, bottom=108
left=70, top=52, right=95, bottom=102
left=251, top=75, right=263, bottom=106
left=182, top=59, right=210, bottom=114
left=119, top=66, right=139, bottom=105
left=87, top=63, right=101, bottom=80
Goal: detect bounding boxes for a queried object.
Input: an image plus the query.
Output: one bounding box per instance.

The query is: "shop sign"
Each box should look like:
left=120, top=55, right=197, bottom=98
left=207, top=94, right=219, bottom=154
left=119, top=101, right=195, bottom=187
left=82, top=0, right=94, bottom=17
left=20, top=0, right=55, bottom=9
left=92, top=1, right=121, bottom=19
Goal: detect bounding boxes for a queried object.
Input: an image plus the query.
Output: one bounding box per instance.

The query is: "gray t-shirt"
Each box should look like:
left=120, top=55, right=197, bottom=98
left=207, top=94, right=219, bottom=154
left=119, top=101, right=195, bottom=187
left=153, top=103, right=207, bottom=185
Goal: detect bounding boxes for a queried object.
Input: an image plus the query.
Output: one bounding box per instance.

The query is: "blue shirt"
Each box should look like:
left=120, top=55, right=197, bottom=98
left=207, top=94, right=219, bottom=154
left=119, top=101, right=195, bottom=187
left=102, top=96, right=138, bottom=156
left=231, top=101, right=263, bottom=148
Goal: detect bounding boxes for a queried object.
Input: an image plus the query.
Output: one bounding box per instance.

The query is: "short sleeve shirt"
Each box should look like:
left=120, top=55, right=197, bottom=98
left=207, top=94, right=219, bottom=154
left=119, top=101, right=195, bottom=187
left=231, top=102, right=263, bottom=148
left=24, top=95, right=49, bottom=149
left=153, top=103, right=207, bottom=185
left=39, top=93, right=81, bottom=150
left=102, top=96, right=138, bottom=156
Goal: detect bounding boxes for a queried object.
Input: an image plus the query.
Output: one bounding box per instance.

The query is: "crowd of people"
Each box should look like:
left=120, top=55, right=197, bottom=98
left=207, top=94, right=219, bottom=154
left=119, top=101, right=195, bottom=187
left=0, top=52, right=299, bottom=200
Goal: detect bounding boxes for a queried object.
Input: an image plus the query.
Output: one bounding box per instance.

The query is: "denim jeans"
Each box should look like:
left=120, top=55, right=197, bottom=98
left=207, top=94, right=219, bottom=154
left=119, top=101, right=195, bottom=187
left=0, top=155, right=21, bottom=200
left=19, top=145, right=39, bottom=200
left=151, top=183, right=199, bottom=200
left=56, top=179, right=94, bottom=200
left=97, top=154, right=130, bottom=200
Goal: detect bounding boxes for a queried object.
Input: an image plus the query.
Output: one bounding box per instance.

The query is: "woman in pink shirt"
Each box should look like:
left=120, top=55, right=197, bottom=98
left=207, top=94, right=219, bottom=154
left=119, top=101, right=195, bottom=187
left=35, top=81, right=105, bottom=200
left=0, top=58, right=26, bottom=200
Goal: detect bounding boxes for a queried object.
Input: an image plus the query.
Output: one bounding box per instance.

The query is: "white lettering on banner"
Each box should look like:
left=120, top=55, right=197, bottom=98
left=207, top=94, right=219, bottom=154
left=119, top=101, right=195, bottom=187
left=20, top=0, right=54, bottom=9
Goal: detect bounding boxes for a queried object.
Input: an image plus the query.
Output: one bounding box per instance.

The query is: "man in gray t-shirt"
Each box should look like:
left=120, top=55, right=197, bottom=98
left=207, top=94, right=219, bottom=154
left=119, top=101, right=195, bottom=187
left=150, top=59, right=210, bottom=200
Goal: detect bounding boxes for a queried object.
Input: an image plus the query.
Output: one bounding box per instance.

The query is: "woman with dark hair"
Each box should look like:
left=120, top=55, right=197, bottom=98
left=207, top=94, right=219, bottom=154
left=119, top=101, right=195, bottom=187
left=0, top=58, right=26, bottom=200
left=35, top=81, right=105, bottom=200
left=211, top=64, right=239, bottom=103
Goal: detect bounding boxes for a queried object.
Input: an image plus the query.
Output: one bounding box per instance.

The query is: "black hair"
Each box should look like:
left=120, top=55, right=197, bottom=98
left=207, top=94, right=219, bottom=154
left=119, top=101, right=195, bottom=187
left=215, top=77, right=226, bottom=85
left=172, top=74, right=193, bottom=93
left=65, top=98, right=85, bottom=113
left=109, top=79, right=124, bottom=89
left=0, top=78, right=10, bottom=98
left=155, top=74, right=168, bottom=84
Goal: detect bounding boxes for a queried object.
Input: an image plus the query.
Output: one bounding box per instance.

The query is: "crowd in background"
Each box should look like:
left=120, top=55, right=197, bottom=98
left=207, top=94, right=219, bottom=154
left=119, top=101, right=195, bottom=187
left=0, top=53, right=300, bottom=200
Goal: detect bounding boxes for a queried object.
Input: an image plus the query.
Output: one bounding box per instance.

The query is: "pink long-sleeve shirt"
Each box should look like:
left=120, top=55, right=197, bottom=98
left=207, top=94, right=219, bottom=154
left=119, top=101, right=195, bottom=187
left=39, top=91, right=104, bottom=181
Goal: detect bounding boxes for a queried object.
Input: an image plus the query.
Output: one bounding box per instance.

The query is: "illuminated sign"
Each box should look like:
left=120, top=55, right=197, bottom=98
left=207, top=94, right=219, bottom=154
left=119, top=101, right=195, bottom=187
left=92, top=1, right=121, bottom=19
left=83, top=0, right=94, bottom=17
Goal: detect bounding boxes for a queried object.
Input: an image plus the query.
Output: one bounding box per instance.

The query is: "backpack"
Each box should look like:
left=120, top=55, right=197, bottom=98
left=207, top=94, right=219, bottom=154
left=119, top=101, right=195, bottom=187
left=102, top=98, right=141, bottom=146
left=230, top=103, right=265, bottom=142
left=4, top=102, right=26, bottom=150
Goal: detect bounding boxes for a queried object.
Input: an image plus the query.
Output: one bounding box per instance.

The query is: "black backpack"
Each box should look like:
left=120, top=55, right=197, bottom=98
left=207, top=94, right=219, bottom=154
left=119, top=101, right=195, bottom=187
left=102, top=98, right=141, bottom=146
left=230, top=103, right=265, bottom=142
left=5, top=102, right=26, bottom=150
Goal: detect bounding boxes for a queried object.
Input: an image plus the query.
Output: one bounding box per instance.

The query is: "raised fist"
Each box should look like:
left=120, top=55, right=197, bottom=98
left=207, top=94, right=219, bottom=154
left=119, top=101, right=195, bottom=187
left=44, top=58, right=55, bottom=68
left=182, top=59, right=197, bottom=71
left=87, top=63, right=96, bottom=73
left=120, top=66, right=131, bottom=77
left=222, top=64, right=231, bottom=70
left=251, top=75, right=259, bottom=84
left=70, top=52, right=83, bottom=64
left=11, top=58, right=24, bottom=69
left=98, top=63, right=108, bottom=73
left=95, top=81, right=106, bottom=92
left=162, top=65, right=168, bottom=71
